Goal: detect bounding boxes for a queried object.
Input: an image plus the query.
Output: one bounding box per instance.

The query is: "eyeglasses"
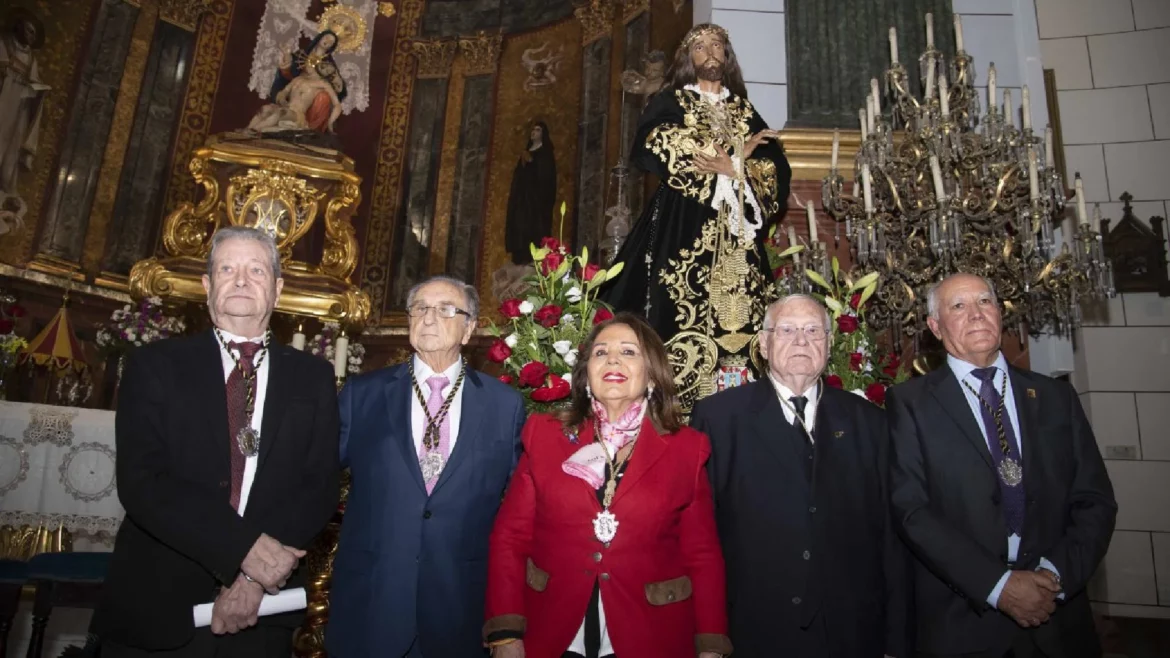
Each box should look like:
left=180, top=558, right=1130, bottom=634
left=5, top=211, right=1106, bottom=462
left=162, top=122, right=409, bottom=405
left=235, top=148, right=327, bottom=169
left=762, top=324, right=829, bottom=341
left=407, top=303, right=471, bottom=319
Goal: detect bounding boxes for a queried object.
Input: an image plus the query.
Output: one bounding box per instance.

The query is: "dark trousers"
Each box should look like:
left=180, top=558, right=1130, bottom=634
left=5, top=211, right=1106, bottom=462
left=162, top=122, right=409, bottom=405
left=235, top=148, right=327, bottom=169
left=919, top=634, right=1049, bottom=658
left=100, top=626, right=293, bottom=658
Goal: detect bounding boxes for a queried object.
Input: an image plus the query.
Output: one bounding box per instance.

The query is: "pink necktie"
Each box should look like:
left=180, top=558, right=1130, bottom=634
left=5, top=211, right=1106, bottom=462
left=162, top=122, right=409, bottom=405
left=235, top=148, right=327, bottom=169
left=420, top=374, right=451, bottom=494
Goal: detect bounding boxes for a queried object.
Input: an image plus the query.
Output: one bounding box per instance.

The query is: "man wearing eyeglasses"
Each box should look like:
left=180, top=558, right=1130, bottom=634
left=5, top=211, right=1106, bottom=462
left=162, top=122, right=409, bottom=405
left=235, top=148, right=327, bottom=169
left=691, top=294, right=912, bottom=658
left=326, top=276, right=526, bottom=658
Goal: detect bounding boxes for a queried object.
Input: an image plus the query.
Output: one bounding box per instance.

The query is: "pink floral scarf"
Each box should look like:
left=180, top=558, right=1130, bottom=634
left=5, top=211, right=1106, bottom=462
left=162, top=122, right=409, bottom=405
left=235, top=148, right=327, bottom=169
left=562, top=398, right=646, bottom=489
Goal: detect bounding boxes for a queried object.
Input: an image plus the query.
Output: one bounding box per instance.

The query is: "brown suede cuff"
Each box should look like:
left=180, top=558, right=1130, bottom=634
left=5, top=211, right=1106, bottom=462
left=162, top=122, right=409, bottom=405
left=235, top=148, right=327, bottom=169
left=483, top=614, right=526, bottom=640
left=695, top=633, right=733, bottom=656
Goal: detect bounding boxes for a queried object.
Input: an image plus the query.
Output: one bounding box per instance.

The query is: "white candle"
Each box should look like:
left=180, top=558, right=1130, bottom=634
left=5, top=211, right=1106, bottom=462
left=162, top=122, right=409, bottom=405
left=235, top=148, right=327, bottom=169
left=871, top=78, right=881, bottom=114
left=852, top=179, right=860, bottom=199
left=988, top=64, right=997, bottom=111
left=1045, top=125, right=1055, bottom=164
left=862, top=164, right=874, bottom=212
left=926, top=12, right=935, bottom=49
left=859, top=107, right=868, bottom=140
left=1003, top=88, right=1013, bottom=127
left=954, top=14, right=965, bottom=52
left=889, top=26, right=899, bottom=64
left=1021, top=86, right=1032, bottom=130
left=867, top=95, right=876, bottom=134
left=939, top=73, right=950, bottom=115
left=333, top=334, right=349, bottom=378
left=291, top=329, right=306, bottom=351
left=807, top=202, right=818, bottom=242
left=787, top=225, right=798, bottom=249
left=925, top=58, right=936, bottom=100
left=1028, top=150, right=1040, bottom=200
left=930, top=155, right=947, bottom=201
left=1074, top=175, right=1088, bottom=225
left=830, top=129, right=840, bottom=171
left=1092, top=203, right=1102, bottom=232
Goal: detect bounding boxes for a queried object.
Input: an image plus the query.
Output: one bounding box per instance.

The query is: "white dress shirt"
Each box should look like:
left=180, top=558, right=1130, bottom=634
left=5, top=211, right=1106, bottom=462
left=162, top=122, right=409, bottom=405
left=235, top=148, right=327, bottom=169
left=767, top=373, right=820, bottom=439
left=410, top=355, right=464, bottom=456
left=216, top=329, right=269, bottom=517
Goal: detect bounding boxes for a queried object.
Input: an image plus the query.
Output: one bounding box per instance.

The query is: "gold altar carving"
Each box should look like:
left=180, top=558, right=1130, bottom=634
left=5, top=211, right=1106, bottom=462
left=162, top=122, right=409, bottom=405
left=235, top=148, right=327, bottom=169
left=131, top=136, right=370, bottom=327
left=0, top=524, right=71, bottom=561
left=458, top=31, right=503, bottom=76
left=622, top=0, right=650, bottom=24
left=292, top=470, right=350, bottom=658
left=575, top=0, right=616, bottom=46
left=410, top=38, right=457, bottom=79
left=158, top=0, right=211, bottom=31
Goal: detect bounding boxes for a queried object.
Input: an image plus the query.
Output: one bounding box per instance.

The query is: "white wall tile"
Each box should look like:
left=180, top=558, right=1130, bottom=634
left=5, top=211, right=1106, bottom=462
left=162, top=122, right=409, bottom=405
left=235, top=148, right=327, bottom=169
left=1133, top=0, right=1170, bottom=30
left=1079, top=293, right=1126, bottom=327
left=1036, top=0, right=1134, bottom=39
left=1039, top=37, right=1093, bottom=90
left=1149, top=83, right=1170, bottom=140
left=713, top=9, right=786, bottom=84
left=1078, top=326, right=1170, bottom=392
left=1089, top=28, right=1170, bottom=88
left=1063, top=145, right=1109, bottom=201
left=1104, top=140, right=1170, bottom=202
left=954, top=0, right=1015, bottom=15
left=1108, top=460, right=1170, bottom=532
left=1088, top=530, right=1157, bottom=605
left=745, top=82, right=787, bottom=129
left=1137, top=392, right=1170, bottom=460
left=1081, top=392, right=1141, bottom=460
left=1153, top=532, right=1170, bottom=605
left=962, top=15, right=1022, bottom=88
left=1057, top=87, right=1154, bottom=145
left=1124, top=292, right=1170, bottom=327
left=712, top=0, right=783, bottom=11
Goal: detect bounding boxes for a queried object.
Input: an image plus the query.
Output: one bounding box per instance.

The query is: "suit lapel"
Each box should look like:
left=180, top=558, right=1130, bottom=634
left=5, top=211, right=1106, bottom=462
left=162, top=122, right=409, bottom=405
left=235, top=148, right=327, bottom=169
left=430, top=368, right=484, bottom=496
left=611, top=416, right=668, bottom=507
left=1010, top=367, right=1040, bottom=485
left=929, top=367, right=995, bottom=471
left=749, top=380, right=803, bottom=468
left=194, top=332, right=232, bottom=481
left=384, top=365, right=427, bottom=493
left=256, top=344, right=293, bottom=474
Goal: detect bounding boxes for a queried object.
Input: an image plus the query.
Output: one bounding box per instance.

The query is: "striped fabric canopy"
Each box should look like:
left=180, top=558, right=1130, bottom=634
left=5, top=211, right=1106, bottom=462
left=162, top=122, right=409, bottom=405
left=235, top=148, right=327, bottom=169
left=19, top=302, right=88, bottom=374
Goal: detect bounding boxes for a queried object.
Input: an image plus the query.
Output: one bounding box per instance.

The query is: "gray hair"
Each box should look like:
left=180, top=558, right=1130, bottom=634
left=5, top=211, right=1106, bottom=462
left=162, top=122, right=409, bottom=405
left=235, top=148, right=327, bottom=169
left=406, top=275, right=479, bottom=321
left=926, top=273, right=997, bottom=319
left=206, top=226, right=282, bottom=279
left=764, top=294, right=831, bottom=330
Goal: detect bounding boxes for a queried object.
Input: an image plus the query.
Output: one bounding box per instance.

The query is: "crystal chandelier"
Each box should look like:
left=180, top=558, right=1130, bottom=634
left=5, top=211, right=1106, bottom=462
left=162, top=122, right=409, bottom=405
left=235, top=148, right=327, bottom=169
left=811, top=14, right=1114, bottom=336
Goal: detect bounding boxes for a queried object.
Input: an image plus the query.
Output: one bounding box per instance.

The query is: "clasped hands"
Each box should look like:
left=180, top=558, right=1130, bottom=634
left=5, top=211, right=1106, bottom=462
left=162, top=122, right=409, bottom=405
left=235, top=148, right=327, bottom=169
left=211, top=533, right=304, bottom=635
left=692, top=129, right=781, bottom=178
left=997, top=569, right=1062, bottom=628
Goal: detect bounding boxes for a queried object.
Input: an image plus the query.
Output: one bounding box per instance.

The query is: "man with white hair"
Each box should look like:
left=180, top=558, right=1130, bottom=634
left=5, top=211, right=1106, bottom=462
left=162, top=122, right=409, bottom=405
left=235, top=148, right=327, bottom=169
left=691, top=294, right=911, bottom=658
left=887, top=272, right=1116, bottom=658
left=327, top=275, right=526, bottom=658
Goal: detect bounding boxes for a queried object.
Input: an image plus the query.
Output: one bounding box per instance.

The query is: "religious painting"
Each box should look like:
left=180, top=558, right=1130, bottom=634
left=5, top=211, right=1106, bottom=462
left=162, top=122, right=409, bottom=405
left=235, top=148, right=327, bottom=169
left=0, top=7, right=48, bottom=236
left=504, top=120, right=557, bottom=265
left=521, top=43, right=564, bottom=92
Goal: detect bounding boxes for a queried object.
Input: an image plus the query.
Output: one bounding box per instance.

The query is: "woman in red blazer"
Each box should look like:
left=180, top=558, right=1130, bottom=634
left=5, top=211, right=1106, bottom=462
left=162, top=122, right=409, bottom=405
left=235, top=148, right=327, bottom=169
left=484, top=313, right=731, bottom=658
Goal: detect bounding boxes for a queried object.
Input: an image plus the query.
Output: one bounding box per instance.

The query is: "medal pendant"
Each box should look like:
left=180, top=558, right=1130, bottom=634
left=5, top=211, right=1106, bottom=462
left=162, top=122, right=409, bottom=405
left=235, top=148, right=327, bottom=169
left=593, top=509, right=618, bottom=543
left=420, top=450, right=445, bottom=482
left=236, top=427, right=260, bottom=457
left=998, top=457, right=1023, bottom=487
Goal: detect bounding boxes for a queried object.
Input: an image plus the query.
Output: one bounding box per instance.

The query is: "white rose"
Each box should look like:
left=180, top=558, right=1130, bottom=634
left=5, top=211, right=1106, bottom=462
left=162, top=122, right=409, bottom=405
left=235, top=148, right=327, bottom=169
left=565, top=349, right=578, bottom=366
left=553, top=340, right=572, bottom=355
left=504, top=334, right=518, bottom=348
left=518, top=300, right=535, bottom=314
left=126, top=330, right=137, bottom=341
left=560, top=313, right=575, bottom=325
left=565, top=286, right=582, bottom=303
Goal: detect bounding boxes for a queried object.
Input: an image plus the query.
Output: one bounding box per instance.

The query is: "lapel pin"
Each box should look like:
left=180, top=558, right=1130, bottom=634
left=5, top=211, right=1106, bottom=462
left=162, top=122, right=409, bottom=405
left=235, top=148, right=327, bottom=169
left=833, top=430, right=845, bottom=438
left=1027, top=388, right=1036, bottom=399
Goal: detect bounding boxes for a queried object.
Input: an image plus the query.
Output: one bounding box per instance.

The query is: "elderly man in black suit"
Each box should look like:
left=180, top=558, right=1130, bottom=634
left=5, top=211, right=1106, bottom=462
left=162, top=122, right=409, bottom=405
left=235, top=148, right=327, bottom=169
left=691, top=293, right=912, bottom=658
left=887, top=272, right=1116, bottom=658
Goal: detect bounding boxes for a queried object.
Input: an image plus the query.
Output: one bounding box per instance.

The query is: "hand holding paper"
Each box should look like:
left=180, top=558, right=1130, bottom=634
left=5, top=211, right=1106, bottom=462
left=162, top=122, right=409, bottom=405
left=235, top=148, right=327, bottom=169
left=241, top=533, right=304, bottom=594
left=195, top=587, right=307, bottom=629
left=209, top=575, right=264, bottom=634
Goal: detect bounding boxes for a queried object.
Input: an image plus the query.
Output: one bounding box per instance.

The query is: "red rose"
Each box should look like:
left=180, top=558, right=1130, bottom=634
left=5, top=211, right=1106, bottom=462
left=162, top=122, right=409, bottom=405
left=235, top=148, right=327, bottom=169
left=486, top=339, right=512, bottom=363
left=534, top=304, right=563, bottom=328
left=498, top=374, right=515, bottom=385
left=825, top=374, right=843, bottom=389
left=499, top=298, right=523, bottom=318
left=581, top=262, right=601, bottom=282
left=540, top=251, right=565, bottom=275
left=837, top=314, right=859, bottom=334
left=592, top=308, right=613, bottom=325
left=849, top=352, right=865, bottom=372
left=772, top=266, right=785, bottom=279
left=518, top=361, right=550, bottom=388
left=882, top=353, right=901, bottom=377
left=540, top=237, right=563, bottom=252
left=531, top=374, right=571, bottom=402
left=865, top=382, right=887, bottom=406
left=0, top=319, right=12, bottom=334
left=849, top=293, right=862, bottom=310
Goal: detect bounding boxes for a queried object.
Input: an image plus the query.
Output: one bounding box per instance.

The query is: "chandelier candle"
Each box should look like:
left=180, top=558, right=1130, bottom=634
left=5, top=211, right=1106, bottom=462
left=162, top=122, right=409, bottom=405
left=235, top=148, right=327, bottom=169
left=831, top=129, right=840, bottom=172
left=871, top=78, right=882, bottom=113
left=988, top=65, right=997, bottom=111
left=925, top=13, right=934, bottom=49
left=1074, top=175, right=1088, bottom=225
left=925, top=59, right=936, bottom=100
left=807, top=202, right=819, bottom=242
left=1003, top=89, right=1013, bottom=128
left=889, top=26, right=898, bottom=64
left=1028, top=150, right=1040, bottom=201
left=954, top=14, right=964, bottom=52
left=939, top=73, right=950, bottom=115
left=930, top=156, right=946, bottom=201
left=861, top=164, right=874, bottom=212
left=859, top=107, right=868, bottom=140
left=1021, top=86, right=1031, bottom=131
left=1045, top=126, right=1055, bottom=164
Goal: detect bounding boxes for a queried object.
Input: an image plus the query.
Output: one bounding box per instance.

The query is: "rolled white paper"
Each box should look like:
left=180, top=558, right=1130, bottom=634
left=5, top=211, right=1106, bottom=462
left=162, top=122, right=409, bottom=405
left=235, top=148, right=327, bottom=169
left=889, top=27, right=899, bottom=64
left=291, top=331, right=306, bottom=351
left=930, top=156, right=946, bottom=201
left=859, top=107, right=868, bottom=140
left=334, top=335, right=349, bottom=379
left=193, top=588, right=307, bottom=628
left=1003, top=89, right=1013, bottom=127
left=1028, top=150, right=1040, bottom=201
left=830, top=129, right=840, bottom=171
left=807, top=202, right=818, bottom=242
left=926, top=12, right=935, bottom=48
left=954, top=14, right=964, bottom=52
left=862, top=164, right=874, bottom=212
left=787, top=225, right=799, bottom=249
left=871, top=78, right=881, bottom=114
left=939, top=73, right=950, bottom=115
left=1021, top=86, right=1032, bottom=130
left=1074, top=175, right=1088, bottom=225
left=1045, top=125, right=1055, bottom=164
left=988, top=64, right=997, bottom=111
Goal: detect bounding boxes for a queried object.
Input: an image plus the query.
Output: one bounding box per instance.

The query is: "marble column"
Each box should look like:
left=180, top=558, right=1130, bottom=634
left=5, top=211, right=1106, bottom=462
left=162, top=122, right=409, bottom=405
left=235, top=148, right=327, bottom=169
left=573, top=1, right=616, bottom=254
left=620, top=11, right=650, bottom=220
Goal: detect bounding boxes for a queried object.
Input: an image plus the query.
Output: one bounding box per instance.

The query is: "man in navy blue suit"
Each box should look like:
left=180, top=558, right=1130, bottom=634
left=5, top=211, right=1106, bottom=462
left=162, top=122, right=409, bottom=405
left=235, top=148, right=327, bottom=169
left=326, top=275, right=526, bottom=658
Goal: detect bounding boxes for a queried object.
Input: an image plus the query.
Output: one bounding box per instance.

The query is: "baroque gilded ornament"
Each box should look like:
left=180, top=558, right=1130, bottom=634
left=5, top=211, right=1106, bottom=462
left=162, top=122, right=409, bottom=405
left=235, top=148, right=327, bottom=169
left=317, top=3, right=368, bottom=53
left=458, top=31, right=503, bottom=76
left=158, top=0, right=212, bottom=31
left=574, top=0, right=616, bottom=46
left=410, top=38, right=457, bottom=79
left=226, top=164, right=327, bottom=256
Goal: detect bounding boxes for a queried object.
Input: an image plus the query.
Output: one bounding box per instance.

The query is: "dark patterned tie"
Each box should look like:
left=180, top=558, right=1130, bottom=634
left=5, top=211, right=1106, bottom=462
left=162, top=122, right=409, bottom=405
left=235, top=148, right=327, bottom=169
left=790, top=396, right=810, bottom=442
left=226, top=341, right=260, bottom=512
left=971, top=367, right=1025, bottom=535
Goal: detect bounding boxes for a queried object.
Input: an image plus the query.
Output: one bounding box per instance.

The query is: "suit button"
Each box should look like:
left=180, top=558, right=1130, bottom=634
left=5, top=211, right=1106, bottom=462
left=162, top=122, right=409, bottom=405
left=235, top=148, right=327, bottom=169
left=218, top=480, right=228, bottom=488
left=592, top=552, right=602, bottom=562
left=808, top=506, right=816, bottom=513
left=600, top=573, right=610, bottom=581
left=423, top=510, right=432, bottom=519
left=792, top=597, right=802, bottom=605
left=802, top=550, right=811, bottom=560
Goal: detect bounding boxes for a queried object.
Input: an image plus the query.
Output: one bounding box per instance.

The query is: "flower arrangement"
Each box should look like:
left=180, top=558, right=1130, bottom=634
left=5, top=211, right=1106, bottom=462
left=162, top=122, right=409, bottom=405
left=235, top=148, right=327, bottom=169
left=487, top=236, right=623, bottom=412
left=308, top=321, right=365, bottom=375
left=95, top=296, right=187, bottom=356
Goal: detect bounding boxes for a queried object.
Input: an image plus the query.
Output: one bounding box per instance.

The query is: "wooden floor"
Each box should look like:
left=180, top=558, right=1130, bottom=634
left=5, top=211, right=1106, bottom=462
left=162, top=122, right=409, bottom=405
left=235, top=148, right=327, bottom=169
left=1098, top=615, right=1170, bottom=658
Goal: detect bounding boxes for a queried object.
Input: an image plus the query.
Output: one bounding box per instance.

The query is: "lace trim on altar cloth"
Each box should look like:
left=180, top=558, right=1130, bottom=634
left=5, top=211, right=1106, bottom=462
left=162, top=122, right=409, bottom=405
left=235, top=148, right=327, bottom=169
left=712, top=155, right=763, bottom=242
left=0, top=511, right=122, bottom=536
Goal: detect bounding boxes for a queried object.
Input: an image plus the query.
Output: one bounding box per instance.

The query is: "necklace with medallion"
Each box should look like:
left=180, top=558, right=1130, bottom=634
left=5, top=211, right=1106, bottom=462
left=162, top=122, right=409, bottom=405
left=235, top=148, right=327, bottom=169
left=409, top=358, right=466, bottom=482
left=961, top=373, right=1024, bottom=487
left=214, top=329, right=270, bottom=458
left=592, top=414, right=638, bottom=544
